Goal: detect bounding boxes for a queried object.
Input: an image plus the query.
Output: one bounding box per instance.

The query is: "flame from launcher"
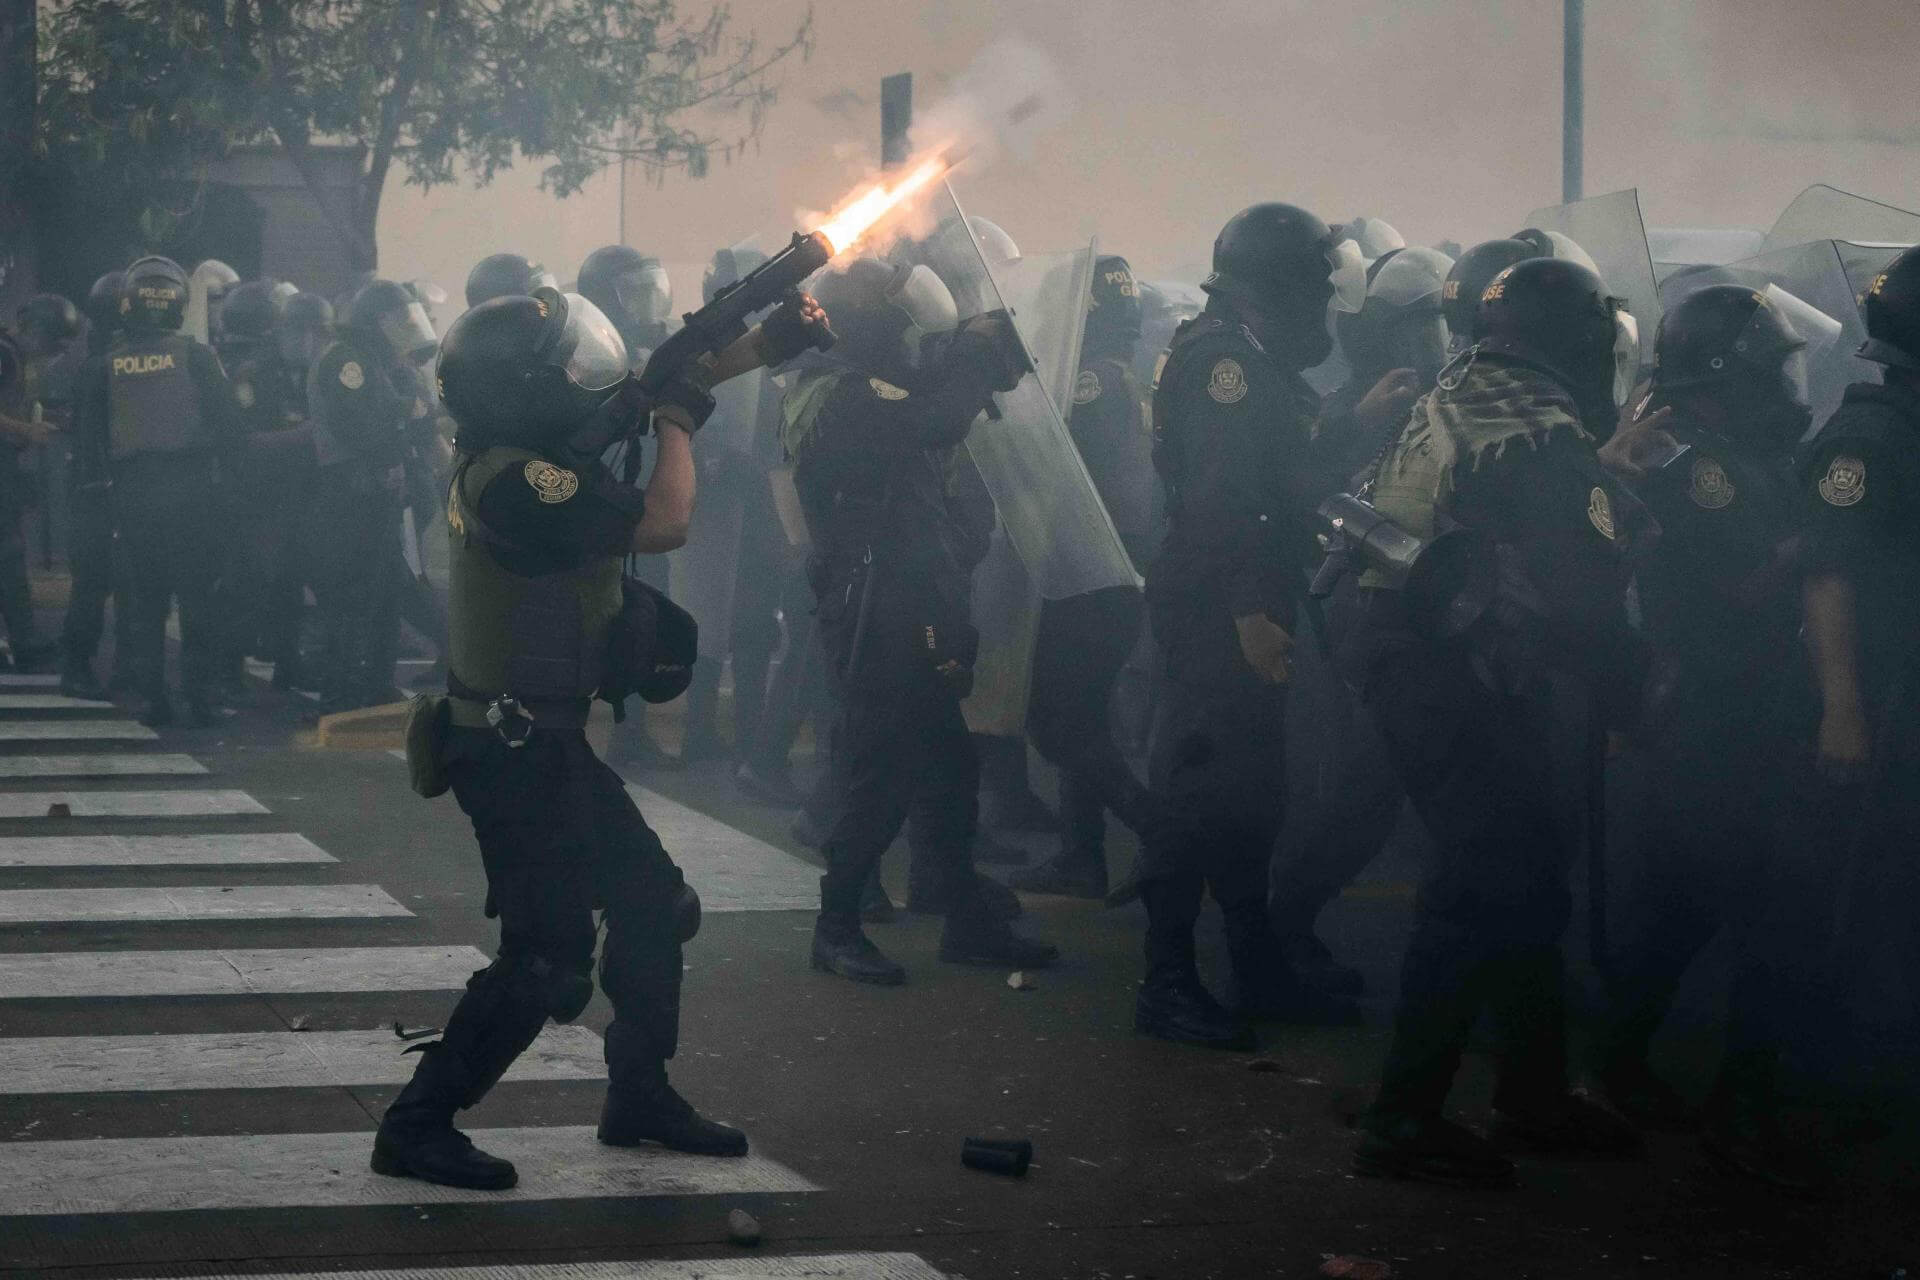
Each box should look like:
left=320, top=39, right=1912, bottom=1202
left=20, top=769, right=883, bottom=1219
left=812, top=154, right=953, bottom=257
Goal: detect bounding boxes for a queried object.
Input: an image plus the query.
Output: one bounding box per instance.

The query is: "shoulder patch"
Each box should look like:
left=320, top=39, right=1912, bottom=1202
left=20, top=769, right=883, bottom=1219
left=868, top=377, right=910, bottom=401
left=523, top=459, right=579, bottom=505
left=1073, top=368, right=1102, bottom=405
left=1587, top=486, right=1617, bottom=540
left=338, top=360, right=364, bottom=391
left=1687, top=454, right=1735, bottom=510
left=1818, top=454, right=1866, bottom=507
left=1207, top=358, right=1248, bottom=405
left=234, top=382, right=255, bottom=410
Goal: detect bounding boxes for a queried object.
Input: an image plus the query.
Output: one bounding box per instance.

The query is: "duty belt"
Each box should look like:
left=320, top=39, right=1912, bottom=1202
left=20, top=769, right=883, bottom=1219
left=446, top=671, right=593, bottom=740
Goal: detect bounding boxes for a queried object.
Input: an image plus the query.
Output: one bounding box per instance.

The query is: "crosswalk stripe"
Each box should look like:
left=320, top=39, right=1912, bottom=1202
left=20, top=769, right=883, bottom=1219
left=0, top=720, right=157, bottom=741
left=0, top=832, right=334, bottom=867
left=114, top=1257, right=951, bottom=1280
left=0, top=790, right=267, bottom=818
left=0, top=694, right=116, bottom=711
left=0, top=753, right=206, bottom=778
left=0, top=946, right=489, bottom=997
left=0, top=1026, right=602, bottom=1094
left=0, top=884, right=411, bottom=923
left=0, top=1125, right=816, bottom=1214
left=0, top=673, right=62, bottom=687
left=628, top=785, right=820, bottom=913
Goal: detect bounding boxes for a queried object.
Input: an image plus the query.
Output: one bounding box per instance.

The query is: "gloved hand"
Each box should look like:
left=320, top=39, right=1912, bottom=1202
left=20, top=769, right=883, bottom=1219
left=757, top=291, right=833, bottom=367
left=948, top=310, right=1031, bottom=393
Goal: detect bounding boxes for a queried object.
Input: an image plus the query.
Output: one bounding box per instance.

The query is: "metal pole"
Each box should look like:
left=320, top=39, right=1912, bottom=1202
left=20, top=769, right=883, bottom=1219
left=618, top=150, right=627, bottom=244
left=1563, top=0, right=1584, bottom=203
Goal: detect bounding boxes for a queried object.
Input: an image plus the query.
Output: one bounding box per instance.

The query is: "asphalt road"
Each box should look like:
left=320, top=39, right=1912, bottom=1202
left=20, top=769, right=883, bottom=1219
left=0, top=667, right=1913, bottom=1280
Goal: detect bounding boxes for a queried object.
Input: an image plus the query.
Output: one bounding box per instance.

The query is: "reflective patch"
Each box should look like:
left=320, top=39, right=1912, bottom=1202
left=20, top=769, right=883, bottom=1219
left=1688, top=454, right=1735, bottom=510
left=234, top=382, right=255, bottom=410
left=1207, top=357, right=1248, bottom=404
left=523, top=460, right=579, bottom=504
left=868, top=377, right=909, bottom=401
left=1587, top=486, right=1617, bottom=540
left=1073, top=368, right=1102, bottom=405
left=1819, top=454, right=1866, bottom=507
left=338, top=360, right=364, bottom=390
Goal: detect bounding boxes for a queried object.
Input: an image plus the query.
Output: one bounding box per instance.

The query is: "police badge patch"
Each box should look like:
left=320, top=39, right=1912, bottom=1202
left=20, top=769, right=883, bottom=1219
left=338, top=360, right=365, bottom=390
left=1688, top=455, right=1735, bottom=510
left=1587, top=486, right=1617, bottom=540
left=523, top=460, right=579, bottom=504
left=1819, top=454, right=1866, bottom=507
left=1073, top=368, right=1102, bottom=405
left=868, top=377, right=910, bottom=401
left=1207, top=358, right=1248, bottom=404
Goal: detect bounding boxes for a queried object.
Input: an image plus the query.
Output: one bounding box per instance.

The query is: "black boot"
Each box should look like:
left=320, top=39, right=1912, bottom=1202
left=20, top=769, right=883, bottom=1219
left=1489, top=1091, right=1645, bottom=1157
left=938, top=892, right=1060, bottom=969
left=371, top=1044, right=518, bottom=1190
left=59, top=661, right=108, bottom=702
left=1225, top=913, right=1359, bottom=1026
left=907, top=868, right=1022, bottom=920
left=1134, top=965, right=1255, bottom=1051
left=1008, top=852, right=1108, bottom=898
left=599, top=1063, right=747, bottom=1157
left=1354, top=1111, right=1514, bottom=1188
left=138, top=690, right=175, bottom=729
left=1275, top=930, right=1366, bottom=998
left=859, top=866, right=897, bottom=924
left=811, top=911, right=906, bottom=985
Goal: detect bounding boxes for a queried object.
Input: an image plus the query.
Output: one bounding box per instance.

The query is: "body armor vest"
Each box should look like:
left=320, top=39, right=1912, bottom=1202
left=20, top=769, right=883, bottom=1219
left=106, top=333, right=207, bottom=461
left=446, top=447, right=624, bottom=703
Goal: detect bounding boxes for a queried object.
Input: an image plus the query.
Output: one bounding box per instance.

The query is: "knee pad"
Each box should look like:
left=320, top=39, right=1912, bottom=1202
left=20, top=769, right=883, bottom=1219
left=674, top=883, right=702, bottom=942
left=492, top=952, right=595, bottom=1023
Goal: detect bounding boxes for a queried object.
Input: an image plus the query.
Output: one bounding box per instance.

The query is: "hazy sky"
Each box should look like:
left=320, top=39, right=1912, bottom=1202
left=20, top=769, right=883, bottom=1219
left=379, top=0, right=1920, bottom=303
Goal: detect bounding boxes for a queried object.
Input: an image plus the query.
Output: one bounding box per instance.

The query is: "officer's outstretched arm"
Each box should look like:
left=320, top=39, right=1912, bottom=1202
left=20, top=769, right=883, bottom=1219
left=632, top=418, right=695, bottom=553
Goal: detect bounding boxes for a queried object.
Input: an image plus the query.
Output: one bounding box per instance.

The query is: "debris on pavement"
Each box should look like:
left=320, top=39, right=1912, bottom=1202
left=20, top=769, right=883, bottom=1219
left=1320, top=1256, right=1392, bottom=1280
left=1006, top=971, right=1036, bottom=991
left=962, top=1136, right=1034, bottom=1177
left=726, top=1208, right=762, bottom=1246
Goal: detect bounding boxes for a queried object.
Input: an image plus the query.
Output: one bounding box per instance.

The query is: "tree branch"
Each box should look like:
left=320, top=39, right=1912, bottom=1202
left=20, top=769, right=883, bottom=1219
left=359, top=0, right=442, bottom=242
left=255, top=0, right=376, bottom=268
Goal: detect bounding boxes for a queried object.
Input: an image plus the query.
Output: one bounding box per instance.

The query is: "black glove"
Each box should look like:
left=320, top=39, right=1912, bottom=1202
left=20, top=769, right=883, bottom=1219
left=758, top=290, right=833, bottom=368
left=948, top=310, right=1031, bottom=393
left=653, top=368, right=717, bottom=434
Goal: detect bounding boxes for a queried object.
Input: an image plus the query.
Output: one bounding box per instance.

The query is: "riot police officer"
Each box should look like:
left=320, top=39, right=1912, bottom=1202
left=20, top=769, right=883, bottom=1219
left=1591, top=282, right=1839, bottom=1190
left=59, top=272, right=133, bottom=698
left=75, top=257, right=238, bottom=726
left=10, top=294, right=82, bottom=671
left=373, top=283, right=826, bottom=1189
left=1798, top=242, right=1920, bottom=1118
left=305, top=280, right=431, bottom=712
left=1010, top=255, right=1164, bottom=899
left=462, top=253, right=558, bottom=310
left=1135, top=203, right=1362, bottom=1050
left=0, top=310, right=59, bottom=673
left=786, top=257, right=1059, bottom=985
left=1346, top=257, right=1648, bottom=1185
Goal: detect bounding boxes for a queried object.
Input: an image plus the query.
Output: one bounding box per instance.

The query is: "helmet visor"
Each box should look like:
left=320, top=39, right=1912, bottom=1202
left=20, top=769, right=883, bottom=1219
left=1388, top=313, right=1450, bottom=383
left=381, top=301, right=440, bottom=364
left=1755, top=284, right=1840, bottom=396
left=614, top=263, right=673, bottom=327
left=1328, top=239, right=1370, bottom=314
left=556, top=293, right=632, bottom=392
left=1369, top=247, right=1455, bottom=310
left=1611, top=302, right=1640, bottom=407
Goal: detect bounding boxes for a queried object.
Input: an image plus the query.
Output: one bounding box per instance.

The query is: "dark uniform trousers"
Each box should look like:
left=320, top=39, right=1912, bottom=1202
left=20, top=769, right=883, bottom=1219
left=305, top=464, right=401, bottom=706
left=0, top=461, right=38, bottom=655
left=61, top=479, right=132, bottom=671
left=1027, top=586, right=1154, bottom=860
left=112, top=455, right=221, bottom=702
left=1353, top=620, right=1573, bottom=1121
left=440, top=724, right=688, bottom=1092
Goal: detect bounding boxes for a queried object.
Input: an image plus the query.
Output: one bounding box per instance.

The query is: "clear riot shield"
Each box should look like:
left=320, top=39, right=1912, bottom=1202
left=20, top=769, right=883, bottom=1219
left=936, top=183, right=1139, bottom=601
left=1523, top=188, right=1664, bottom=366
left=1762, top=185, right=1920, bottom=256
left=1661, top=239, right=1867, bottom=428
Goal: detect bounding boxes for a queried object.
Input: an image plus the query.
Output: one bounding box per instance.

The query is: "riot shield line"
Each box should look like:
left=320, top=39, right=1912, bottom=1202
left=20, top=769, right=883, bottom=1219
left=1763, top=185, right=1920, bottom=256
left=1523, top=188, right=1664, bottom=370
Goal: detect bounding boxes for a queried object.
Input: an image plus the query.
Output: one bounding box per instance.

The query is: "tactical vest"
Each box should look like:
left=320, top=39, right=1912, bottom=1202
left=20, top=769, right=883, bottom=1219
left=106, top=332, right=207, bottom=461
left=445, top=447, right=623, bottom=705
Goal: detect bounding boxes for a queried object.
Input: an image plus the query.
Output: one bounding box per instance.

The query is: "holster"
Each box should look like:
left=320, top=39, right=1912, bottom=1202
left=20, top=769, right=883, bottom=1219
left=403, top=693, right=452, bottom=797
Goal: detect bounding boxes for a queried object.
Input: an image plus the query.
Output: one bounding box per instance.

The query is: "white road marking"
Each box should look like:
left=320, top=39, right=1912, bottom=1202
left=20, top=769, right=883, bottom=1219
left=0, top=694, right=116, bottom=711
left=0, top=754, right=206, bottom=779
left=0, top=946, right=489, bottom=998
left=0, top=884, right=411, bottom=923
left=0, top=1125, right=815, bottom=1214
left=629, top=786, right=820, bottom=913
left=0, top=673, right=62, bottom=687
left=0, top=720, right=157, bottom=741
left=113, top=1258, right=950, bottom=1280
left=0, top=1026, right=602, bottom=1094
left=0, top=790, right=268, bottom=818
left=0, top=833, right=333, bottom=867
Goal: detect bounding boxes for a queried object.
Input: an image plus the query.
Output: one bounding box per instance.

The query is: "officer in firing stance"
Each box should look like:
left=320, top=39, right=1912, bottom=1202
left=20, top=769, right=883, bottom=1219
left=371, top=284, right=828, bottom=1190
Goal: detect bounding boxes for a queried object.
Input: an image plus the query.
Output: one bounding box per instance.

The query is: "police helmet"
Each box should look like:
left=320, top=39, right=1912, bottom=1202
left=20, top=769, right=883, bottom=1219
left=1442, top=239, right=1540, bottom=344
left=276, top=292, right=335, bottom=371
left=1204, top=203, right=1356, bottom=314
left=16, top=294, right=81, bottom=349
left=1477, top=257, right=1624, bottom=402
left=1086, top=255, right=1143, bottom=354
left=702, top=244, right=770, bottom=305
left=578, top=245, right=672, bottom=343
left=436, top=287, right=631, bottom=447
left=218, top=280, right=281, bottom=344
left=1340, top=217, right=1407, bottom=260
left=1336, top=246, right=1456, bottom=381
left=85, top=272, right=126, bottom=336
left=1509, top=228, right=1603, bottom=277
left=463, top=253, right=557, bottom=309
left=348, top=279, right=439, bottom=364
left=1859, top=243, right=1920, bottom=373
left=1655, top=281, right=1841, bottom=417
left=121, top=256, right=191, bottom=332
